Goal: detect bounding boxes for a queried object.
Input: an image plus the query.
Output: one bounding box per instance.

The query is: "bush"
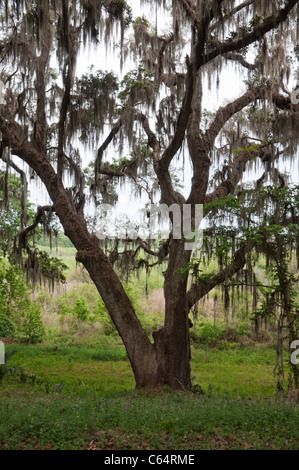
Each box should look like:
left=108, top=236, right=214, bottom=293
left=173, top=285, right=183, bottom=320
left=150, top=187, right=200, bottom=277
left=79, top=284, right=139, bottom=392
left=0, top=262, right=44, bottom=343
left=0, top=315, right=16, bottom=338
left=197, top=322, right=224, bottom=343
left=17, top=304, right=45, bottom=344
left=236, top=322, right=250, bottom=336
left=72, top=297, right=90, bottom=321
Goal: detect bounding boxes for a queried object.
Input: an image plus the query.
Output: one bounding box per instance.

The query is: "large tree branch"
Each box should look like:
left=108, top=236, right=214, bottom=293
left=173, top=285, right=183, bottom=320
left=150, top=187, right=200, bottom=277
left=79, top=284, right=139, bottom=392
left=158, top=34, right=175, bottom=77
left=203, top=86, right=296, bottom=204
left=186, top=71, right=211, bottom=204
left=133, top=110, right=181, bottom=205
left=205, top=87, right=297, bottom=156
left=159, top=56, right=194, bottom=171
left=204, top=85, right=268, bottom=147
left=133, top=111, right=160, bottom=162
left=33, top=13, right=55, bottom=153
left=225, top=52, right=261, bottom=70
left=210, top=0, right=255, bottom=32
left=177, top=0, right=200, bottom=28
left=204, top=140, right=273, bottom=204
left=57, top=66, right=71, bottom=183
left=204, top=0, right=299, bottom=64
left=272, top=91, right=294, bottom=110
left=95, top=117, right=123, bottom=182
left=186, top=243, right=250, bottom=310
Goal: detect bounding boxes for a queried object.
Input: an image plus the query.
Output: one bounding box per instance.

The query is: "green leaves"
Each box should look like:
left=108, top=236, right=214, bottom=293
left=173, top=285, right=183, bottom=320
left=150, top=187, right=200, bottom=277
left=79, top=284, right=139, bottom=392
left=36, top=250, right=68, bottom=283
left=79, top=67, right=119, bottom=98
left=73, top=297, right=90, bottom=321
left=17, top=304, right=45, bottom=344
left=249, top=15, right=261, bottom=28
left=118, top=66, right=156, bottom=106
left=233, top=142, right=263, bottom=157
left=0, top=261, right=44, bottom=343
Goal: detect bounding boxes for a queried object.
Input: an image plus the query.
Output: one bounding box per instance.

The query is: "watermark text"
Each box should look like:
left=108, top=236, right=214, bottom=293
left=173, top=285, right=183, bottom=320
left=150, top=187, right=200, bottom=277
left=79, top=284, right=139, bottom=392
left=94, top=203, right=203, bottom=251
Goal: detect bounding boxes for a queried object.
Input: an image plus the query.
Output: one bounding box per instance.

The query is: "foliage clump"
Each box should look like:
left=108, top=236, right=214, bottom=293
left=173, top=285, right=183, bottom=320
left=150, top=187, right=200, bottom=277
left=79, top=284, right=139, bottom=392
left=0, top=261, right=44, bottom=343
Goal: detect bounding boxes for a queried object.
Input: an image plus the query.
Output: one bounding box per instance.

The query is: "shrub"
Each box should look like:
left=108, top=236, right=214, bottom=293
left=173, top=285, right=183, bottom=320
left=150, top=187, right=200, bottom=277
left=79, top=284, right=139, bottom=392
left=236, top=322, right=250, bottom=337
left=0, top=315, right=16, bottom=338
left=17, top=304, right=45, bottom=344
left=0, top=262, right=44, bottom=343
left=72, top=297, right=90, bottom=321
left=197, top=322, right=224, bottom=343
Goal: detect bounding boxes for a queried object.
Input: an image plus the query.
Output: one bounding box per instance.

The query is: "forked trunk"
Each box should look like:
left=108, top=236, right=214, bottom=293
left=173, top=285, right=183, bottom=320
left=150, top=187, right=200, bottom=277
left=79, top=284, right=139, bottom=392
left=3, top=137, right=193, bottom=391
left=80, top=238, right=193, bottom=391
left=142, top=239, right=193, bottom=391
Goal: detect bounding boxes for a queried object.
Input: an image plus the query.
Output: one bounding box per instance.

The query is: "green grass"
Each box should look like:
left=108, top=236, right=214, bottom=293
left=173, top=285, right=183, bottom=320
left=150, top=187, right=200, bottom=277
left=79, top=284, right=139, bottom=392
left=1, top=343, right=283, bottom=398
left=191, top=346, right=281, bottom=398
left=1, top=240, right=298, bottom=450
left=1, top=344, right=133, bottom=396
left=0, top=393, right=298, bottom=450
left=0, top=343, right=298, bottom=450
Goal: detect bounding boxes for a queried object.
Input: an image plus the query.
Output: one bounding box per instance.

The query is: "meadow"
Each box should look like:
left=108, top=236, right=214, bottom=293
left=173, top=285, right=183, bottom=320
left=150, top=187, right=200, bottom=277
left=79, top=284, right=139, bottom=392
left=0, top=237, right=298, bottom=451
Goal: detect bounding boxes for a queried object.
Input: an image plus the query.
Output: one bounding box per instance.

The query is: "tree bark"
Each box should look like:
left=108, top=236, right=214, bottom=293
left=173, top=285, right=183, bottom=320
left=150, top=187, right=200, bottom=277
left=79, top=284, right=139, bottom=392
left=152, top=239, right=192, bottom=390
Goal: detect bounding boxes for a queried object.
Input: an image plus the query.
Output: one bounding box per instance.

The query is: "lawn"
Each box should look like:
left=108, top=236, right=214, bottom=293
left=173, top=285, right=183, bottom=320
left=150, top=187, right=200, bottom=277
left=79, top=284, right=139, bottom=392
left=0, top=342, right=298, bottom=450
left=0, top=240, right=297, bottom=451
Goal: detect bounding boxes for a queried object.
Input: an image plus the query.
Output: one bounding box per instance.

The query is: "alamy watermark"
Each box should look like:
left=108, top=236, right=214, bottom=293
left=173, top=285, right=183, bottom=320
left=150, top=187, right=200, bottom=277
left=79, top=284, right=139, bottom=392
left=94, top=203, right=203, bottom=251
left=291, top=340, right=299, bottom=365
left=291, top=83, right=299, bottom=105
left=0, top=341, right=4, bottom=364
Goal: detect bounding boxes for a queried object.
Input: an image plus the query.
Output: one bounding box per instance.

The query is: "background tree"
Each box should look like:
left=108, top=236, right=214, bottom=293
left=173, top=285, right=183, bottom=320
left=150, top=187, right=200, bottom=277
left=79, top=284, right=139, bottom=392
left=0, top=0, right=298, bottom=390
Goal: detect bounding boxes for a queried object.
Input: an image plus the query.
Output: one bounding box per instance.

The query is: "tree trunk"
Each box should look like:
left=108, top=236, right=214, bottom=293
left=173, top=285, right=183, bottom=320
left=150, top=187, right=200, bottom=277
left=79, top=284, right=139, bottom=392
left=2, top=128, right=195, bottom=391
left=151, top=239, right=192, bottom=390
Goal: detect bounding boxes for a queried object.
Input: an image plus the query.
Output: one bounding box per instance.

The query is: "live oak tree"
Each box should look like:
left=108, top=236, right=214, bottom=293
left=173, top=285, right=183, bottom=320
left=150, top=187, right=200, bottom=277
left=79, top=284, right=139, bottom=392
left=0, top=0, right=298, bottom=390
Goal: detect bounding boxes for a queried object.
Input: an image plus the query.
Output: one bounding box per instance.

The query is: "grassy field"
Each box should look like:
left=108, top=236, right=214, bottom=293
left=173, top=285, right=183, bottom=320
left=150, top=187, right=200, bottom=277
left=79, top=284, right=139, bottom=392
left=0, top=341, right=298, bottom=450
left=1, top=391, right=298, bottom=450
left=0, top=237, right=298, bottom=451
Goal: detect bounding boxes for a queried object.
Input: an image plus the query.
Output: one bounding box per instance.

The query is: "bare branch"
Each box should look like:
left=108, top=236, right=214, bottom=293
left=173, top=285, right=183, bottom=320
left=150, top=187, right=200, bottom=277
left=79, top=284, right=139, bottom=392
left=204, top=140, right=273, bottom=204
left=133, top=110, right=160, bottom=161
left=177, top=0, right=200, bottom=28
left=95, top=117, right=123, bottom=181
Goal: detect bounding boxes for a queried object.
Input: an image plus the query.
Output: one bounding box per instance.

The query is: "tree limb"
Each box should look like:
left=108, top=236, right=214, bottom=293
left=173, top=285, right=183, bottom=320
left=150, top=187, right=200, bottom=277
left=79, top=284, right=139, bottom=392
left=210, top=0, right=255, bottom=32
left=186, top=243, right=250, bottom=310
left=226, top=52, right=261, bottom=70
left=177, top=0, right=200, bottom=28
left=204, top=0, right=299, bottom=64
left=95, top=117, right=123, bottom=182
left=18, top=205, right=55, bottom=250
left=204, top=85, right=267, bottom=147
left=204, top=140, right=273, bottom=204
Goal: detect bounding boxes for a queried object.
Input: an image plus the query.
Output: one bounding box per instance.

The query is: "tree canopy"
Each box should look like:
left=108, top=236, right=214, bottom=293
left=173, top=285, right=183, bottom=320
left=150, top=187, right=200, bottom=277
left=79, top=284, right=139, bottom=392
left=0, top=0, right=298, bottom=390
